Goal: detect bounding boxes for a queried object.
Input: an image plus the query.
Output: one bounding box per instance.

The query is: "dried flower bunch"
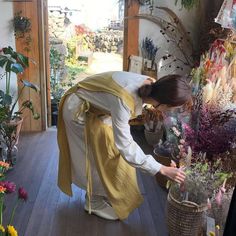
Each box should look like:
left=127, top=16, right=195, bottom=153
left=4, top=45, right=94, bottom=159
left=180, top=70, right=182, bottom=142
left=128, top=7, right=195, bottom=73
left=143, top=105, right=163, bottom=132
left=170, top=153, right=232, bottom=206
left=187, top=39, right=236, bottom=158
left=141, top=37, right=159, bottom=70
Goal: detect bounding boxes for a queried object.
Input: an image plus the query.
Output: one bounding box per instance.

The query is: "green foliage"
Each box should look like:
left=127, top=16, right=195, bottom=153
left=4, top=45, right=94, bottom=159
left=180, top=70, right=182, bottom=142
left=66, top=35, right=89, bottom=66
left=13, top=11, right=32, bottom=52
left=171, top=154, right=232, bottom=205
left=49, top=47, right=63, bottom=102
left=50, top=47, right=63, bottom=71
left=66, top=36, right=79, bottom=65
left=49, top=38, right=86, bottom=105
left=175, top=0, right=199, bottom=10
left=0, top=46, right=40, bottom=121
left=13, top=11, right=31, bottom=37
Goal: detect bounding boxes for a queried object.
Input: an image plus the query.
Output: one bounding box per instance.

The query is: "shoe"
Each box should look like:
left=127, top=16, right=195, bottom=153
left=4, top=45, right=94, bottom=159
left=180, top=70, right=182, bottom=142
left=84, top=195, right=119, bottom=221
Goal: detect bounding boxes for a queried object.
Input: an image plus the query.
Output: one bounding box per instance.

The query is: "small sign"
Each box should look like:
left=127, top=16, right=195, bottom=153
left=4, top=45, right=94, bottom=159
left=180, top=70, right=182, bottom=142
left=206, top=216, right=215, bottom=236
left=129, top=55, right=143, bottom=74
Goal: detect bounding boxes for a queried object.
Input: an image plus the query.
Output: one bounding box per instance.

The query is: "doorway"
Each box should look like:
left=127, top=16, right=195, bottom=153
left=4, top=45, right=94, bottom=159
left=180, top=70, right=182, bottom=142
left=47, top=0, right=124, bottom=125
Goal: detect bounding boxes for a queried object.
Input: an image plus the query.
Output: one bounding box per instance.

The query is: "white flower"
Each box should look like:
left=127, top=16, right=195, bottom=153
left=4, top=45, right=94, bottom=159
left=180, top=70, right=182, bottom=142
left=179, top=139, right=185, bottom=144
left=172, top=127, right=181, bottom=137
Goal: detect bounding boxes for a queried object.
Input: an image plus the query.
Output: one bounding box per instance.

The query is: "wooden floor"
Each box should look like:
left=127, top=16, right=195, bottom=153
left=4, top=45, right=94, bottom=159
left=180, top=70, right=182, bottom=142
left=4, top=128, right=168, bottom=236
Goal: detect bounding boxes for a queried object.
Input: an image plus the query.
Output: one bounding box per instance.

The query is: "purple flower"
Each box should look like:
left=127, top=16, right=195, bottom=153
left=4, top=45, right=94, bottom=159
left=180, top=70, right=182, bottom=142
left=185, top=106, right=236, bottom=158
left=18, top=187, right=28, bottom=201
left=2, top=181, right=16, bottom=194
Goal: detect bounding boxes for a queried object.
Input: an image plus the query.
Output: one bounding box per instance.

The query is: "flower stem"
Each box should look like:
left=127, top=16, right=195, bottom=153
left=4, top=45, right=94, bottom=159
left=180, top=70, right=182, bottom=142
left=9, top=199, right=19, bottom=225
left=0, top=196, right=3, bottom=225
left=6, top=71, right=11, bottom=96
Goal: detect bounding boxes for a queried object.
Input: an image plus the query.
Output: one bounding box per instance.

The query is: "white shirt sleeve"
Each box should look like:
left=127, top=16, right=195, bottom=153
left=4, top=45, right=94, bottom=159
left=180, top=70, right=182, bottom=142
left=110, top=97, right=162, bottom=176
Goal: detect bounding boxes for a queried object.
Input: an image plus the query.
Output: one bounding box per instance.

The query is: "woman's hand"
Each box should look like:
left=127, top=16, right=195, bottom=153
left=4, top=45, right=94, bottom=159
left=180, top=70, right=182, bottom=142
left=158, top=165, right=186, bottom=184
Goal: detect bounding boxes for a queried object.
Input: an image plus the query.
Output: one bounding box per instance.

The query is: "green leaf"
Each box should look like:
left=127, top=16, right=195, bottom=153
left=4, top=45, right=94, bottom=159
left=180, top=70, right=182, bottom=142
left=11, top=63, right=24, bottom=74
left=2, top=46, right=14, bottom=55
left=21, top=80, right=39, bottom=92
left=0, top=90, right=4, bottom=98
left=17, top=53, right=29, bottom=67
left=0, top=56, right=8, bottom=67
left=6, top=60, right=13, bottom=73
left=3, top=94, right=12, bottom=106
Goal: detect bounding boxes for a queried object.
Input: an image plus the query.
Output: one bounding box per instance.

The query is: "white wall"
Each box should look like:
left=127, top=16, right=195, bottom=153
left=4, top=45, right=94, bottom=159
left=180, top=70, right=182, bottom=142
left=139, top=0, right=209, bottom=78
left=0, top=0, right=17, bottom=98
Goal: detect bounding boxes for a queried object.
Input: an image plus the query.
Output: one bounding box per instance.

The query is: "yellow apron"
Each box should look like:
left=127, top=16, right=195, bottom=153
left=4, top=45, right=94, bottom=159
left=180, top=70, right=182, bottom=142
left=57, top=72, right=143, bottom=219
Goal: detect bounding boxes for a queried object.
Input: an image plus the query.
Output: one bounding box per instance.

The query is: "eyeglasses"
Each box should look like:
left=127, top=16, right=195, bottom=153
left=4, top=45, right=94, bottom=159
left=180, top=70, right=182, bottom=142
left=153, top=103, right=161, bottom=109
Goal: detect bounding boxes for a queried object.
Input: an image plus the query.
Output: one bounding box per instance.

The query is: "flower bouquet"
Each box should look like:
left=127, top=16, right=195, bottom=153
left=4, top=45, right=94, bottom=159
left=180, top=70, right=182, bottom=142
left=143, top=105, right=164, bottom=146
left=0, top=161, right=28, bottom=236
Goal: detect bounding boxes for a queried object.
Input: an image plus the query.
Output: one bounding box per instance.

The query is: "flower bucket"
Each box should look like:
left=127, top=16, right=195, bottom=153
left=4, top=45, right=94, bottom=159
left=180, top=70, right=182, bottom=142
left=144, top=128, right=163, bottom=146
left=167, top=191, right=208, bottom=236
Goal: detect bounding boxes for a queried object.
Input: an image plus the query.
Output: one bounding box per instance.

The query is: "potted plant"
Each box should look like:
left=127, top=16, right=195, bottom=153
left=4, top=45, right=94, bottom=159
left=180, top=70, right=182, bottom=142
left=0, top=46, right=39, bottom=166
left=13, top=11, right=31, bottom=38
left=50, top=47, right=64, bottom=126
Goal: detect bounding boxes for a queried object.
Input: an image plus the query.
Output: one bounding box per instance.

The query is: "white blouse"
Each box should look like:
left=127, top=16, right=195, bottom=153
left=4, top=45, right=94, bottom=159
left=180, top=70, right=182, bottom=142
left=77, top=71, right=162, bottom=176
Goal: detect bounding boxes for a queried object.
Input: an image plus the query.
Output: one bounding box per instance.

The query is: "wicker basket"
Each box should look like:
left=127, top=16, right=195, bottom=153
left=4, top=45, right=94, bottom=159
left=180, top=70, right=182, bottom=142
left=167, top=191, right=208, bottom=236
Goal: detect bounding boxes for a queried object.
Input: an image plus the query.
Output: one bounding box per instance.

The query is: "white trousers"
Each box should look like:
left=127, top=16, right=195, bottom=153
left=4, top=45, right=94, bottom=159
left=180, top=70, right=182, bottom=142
left=62, top=93, right=107, bottom=196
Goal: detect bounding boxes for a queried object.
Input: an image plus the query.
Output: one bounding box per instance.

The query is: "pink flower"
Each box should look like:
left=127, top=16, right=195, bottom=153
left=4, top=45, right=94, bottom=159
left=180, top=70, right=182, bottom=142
left=172, top=127, right=181, bottom=137
left=179, top=139, right=185, bottom=144
left=18, top=187, right=28, bottom=201
left=1, top=181, right=16, bottom=194
left=215, top=186, right=226, bottom=206
left=207, top=198, right=212, bottom=209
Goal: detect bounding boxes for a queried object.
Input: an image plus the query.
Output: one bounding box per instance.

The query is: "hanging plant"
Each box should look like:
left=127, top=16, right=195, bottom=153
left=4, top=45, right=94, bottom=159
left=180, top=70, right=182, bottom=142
left=175, top=0, right=199, bottom=10
left=138, top=0, right=152, bottom=5
left=12, top=11, right=32, bottom=52
left=13, top=11, right=31, bottom=38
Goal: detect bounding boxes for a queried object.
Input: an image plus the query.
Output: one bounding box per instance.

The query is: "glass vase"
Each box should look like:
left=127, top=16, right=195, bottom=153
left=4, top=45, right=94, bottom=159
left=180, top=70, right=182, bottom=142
left=2, top=145, right=18, bottom=166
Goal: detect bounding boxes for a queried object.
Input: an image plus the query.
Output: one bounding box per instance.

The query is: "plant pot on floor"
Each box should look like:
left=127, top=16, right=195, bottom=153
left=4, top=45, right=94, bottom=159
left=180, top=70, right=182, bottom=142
left=0, top=117, right=23, bottom=166
left=51, top=103, right=58, bottom=126
left=144, top=128, right=163, bottom=146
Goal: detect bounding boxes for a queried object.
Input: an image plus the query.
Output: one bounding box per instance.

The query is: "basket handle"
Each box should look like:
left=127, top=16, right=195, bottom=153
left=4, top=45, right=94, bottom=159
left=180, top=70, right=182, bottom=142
left=181, top=200, right=202, bottom=208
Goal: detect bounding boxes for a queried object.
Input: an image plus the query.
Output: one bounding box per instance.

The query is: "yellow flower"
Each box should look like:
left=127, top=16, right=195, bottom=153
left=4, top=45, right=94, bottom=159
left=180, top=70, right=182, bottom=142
left=0, top=186, right=6, bottom=193
left=209, top=231, right=215, bottom=236
left=216, top=225, right=220, bottom=230
left=7, top=225, right=18, bottom=236
left=0, top=225, right=5, bottom=232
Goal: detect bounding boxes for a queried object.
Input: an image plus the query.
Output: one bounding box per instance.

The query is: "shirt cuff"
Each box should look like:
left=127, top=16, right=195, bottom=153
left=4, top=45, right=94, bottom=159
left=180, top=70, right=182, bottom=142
left=145, top=155, right=162, bottom=176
